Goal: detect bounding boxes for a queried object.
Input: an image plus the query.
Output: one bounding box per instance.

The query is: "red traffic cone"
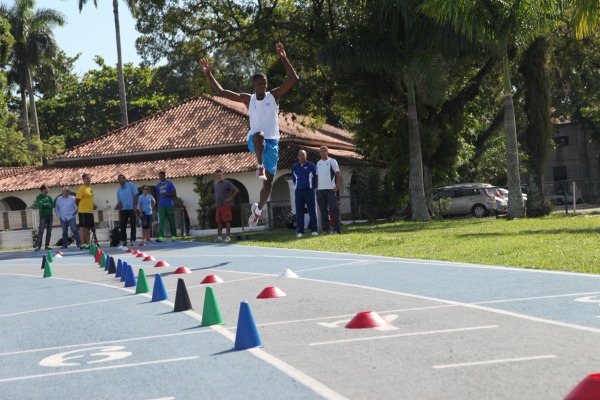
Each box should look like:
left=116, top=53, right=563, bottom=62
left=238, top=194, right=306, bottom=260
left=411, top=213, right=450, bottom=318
left=201, top=274, right=224, bottom=284
left=174, top=267, right=191, bottom=274
left=346, top=311, right=389, bottom=329
left=154, top=260, right=170, bottom=267
left=132, top=249, right=141, bottom=255
left=127, top=248, right=133, bottom=253
left=565, top=373, right=600, bottom=400
left=143, top=255, right=156, bottom=262
left=257, top=286, right=287, bottom=299
left=136, top=252, right=147, bottom=258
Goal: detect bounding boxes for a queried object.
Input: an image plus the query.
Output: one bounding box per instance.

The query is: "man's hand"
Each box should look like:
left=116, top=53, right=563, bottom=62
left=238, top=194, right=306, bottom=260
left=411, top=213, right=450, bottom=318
left=275, top=43, right=286, bottom=59
left=200, top=58, right=212, bottom=74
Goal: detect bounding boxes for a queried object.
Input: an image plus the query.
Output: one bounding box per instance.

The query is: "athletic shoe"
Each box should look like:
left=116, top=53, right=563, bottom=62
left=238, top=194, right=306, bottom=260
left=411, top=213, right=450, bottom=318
left=311, top=232, right=318, bottom=236
left=256, top=165, right=267, bottom=181
left=61, top=246, right=68, bottom=249
left=79, top=246, right=86, bottom=250
left=215, top=236, right=223, bottom=242
left=121, top=241, right=128, bottom=247
left=156, top=237, right=164, bottom=242
left=34, top=247, right=40, bottom=251
left=248, top=203, right=262, bottom=227
left=146, top=237, right=153, bottom=242
left=296, top=233, right=303, bottom=238
left=171, top=236, right=177, bottom=241
left=45, top=246, right=51, bottom=250
left=130, top=241, right=135, bottom=247
left=224, top=236, right=231, bottom=242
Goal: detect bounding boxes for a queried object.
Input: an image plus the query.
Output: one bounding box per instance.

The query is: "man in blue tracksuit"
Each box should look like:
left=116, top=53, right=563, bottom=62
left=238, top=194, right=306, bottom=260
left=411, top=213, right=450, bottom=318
left=291, top=149, right=318, bottom=237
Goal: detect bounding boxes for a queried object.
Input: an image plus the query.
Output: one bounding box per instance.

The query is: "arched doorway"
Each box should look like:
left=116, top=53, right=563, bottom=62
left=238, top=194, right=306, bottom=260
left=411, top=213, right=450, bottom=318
left=0, top=196, right=27, bottom=211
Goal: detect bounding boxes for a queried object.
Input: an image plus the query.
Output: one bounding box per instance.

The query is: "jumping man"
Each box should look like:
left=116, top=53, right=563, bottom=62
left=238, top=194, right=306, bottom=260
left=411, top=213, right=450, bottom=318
left=200, top=43, right=299, bottom=227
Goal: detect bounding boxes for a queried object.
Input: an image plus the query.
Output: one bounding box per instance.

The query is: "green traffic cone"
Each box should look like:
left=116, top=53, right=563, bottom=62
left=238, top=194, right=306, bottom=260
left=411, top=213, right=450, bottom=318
left=43, top=260, right=53, bottom=278
left=135, top=268, right=150, bottom=294
left=200, top=286, right=224, bottom=326
left=46, top=250, right=53, bottom=263
left=89, top=244, right=95, bottom=255
left=100, top=252, right=106, bottom=269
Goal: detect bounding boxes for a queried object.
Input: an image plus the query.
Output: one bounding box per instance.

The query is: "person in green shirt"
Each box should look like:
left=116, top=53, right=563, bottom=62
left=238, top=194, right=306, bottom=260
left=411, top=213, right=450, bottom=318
left=34, top=184, right=55, bottom=251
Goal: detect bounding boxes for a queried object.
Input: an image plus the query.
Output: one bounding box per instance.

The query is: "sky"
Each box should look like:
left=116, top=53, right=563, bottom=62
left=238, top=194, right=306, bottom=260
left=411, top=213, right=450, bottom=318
left=46, top=1, right=142, bottom=75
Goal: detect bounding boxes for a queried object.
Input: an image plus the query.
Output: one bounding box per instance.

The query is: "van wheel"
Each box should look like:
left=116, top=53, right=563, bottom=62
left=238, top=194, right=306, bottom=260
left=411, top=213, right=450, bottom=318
left=472, top=204, right=487, bottom=218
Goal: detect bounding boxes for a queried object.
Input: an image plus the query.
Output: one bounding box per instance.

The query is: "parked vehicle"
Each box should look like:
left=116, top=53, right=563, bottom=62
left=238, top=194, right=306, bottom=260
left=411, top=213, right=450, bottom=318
left=547, top=192, right=583, bottom=205
left=433, top=183, right=498, bottom=218
left=498, top=188, right=527, bottom=204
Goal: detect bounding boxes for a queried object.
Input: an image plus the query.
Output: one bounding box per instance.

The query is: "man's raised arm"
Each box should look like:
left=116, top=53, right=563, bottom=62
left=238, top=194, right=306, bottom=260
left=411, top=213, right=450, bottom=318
left=271, top=43, right=299, bottom=100
left=200, top=58, right=250, bottom=106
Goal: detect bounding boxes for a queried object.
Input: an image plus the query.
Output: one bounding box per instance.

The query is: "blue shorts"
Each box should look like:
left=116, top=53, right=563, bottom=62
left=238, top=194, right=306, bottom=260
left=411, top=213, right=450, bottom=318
left=248, top=133, right=279, bottom=176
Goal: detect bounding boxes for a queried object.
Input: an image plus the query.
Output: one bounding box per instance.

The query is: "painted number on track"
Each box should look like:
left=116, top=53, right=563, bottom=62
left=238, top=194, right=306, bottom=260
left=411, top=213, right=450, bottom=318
left=39, top=346, right=132, bottom=367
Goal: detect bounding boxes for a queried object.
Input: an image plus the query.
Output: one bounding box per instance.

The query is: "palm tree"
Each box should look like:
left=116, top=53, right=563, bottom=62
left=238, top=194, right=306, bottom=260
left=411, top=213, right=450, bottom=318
left=321, top=1, right=447, bottom=221
left=78, top=0, right=138, bottom=126
left=571, top=0, right=600, bottom=38
left=420, top=0, right=563, bottom=219
left=1, top=0, right=64, bottom=140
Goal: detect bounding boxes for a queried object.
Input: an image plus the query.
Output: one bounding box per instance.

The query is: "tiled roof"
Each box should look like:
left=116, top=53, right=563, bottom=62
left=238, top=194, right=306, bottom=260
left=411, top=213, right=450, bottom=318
left=0, top=146, right=365, bottom=193
left=0, top=166, right=36, bottom=177
left=47, top=95, right=355, bottom=164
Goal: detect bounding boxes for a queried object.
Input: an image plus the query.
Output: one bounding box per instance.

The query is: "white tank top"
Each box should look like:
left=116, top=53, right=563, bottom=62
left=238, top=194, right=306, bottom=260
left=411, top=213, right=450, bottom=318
left=248, top=92, right=280, bottom=140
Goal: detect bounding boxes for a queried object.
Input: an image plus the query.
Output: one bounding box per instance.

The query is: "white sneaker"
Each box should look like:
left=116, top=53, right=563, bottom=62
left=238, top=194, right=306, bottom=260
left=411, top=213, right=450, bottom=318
left=215, top=236, right=223, bottom=242
left=296, top=233, right=303, bottom=238
left=224, top=236, right=231, bottom=242
left=256, top=165, right=267, bottom=181
left=130, top=241, right=135, bottom=247
left=311, top=232, right=318, bottom=236
left=248, top=203, right=262, bottom=227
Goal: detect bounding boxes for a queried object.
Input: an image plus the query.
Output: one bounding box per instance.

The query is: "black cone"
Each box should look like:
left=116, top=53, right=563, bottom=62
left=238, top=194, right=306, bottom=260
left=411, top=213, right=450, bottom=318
left=174, top=278, right=193, bottom=312
left=41, top=255, right=46, bottom=269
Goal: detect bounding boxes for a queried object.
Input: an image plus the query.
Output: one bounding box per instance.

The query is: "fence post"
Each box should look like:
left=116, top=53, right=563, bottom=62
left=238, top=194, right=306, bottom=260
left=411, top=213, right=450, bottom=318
left=573, top=180, right=577, bottom=213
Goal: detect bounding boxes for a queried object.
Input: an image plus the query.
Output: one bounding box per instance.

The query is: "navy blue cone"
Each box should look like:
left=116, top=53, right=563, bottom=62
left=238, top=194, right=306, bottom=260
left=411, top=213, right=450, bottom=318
left=152, top=273, right=168, bottom=302
left=120, top=262, right=129, bottom=282
left=40, top=254, right=46, bottom=269
left=234, top=301, right=263, bottom=350
left=108, top=256, right=116, bottom=274
left=104, top=254, right=111, bottom=271
left=115, top=259, right=123, bottom=278
left=124, top=264, right=137, bottom=288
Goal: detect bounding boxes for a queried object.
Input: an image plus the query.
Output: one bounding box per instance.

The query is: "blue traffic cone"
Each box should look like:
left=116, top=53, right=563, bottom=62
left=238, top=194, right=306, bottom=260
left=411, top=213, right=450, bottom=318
left=124, top=264, right=137, bottom=288
left=104, top=255, right=111, bottom=271
left=234, top=301, right=263, bottom=350
left=152, top=273, right=168, bottom=302
left=115, top=259, right=123, bottom=278
left=120, top=262, right=129, bottom=282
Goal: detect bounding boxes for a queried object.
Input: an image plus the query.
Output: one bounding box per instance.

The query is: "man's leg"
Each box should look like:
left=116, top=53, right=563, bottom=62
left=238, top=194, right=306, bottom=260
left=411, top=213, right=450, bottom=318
left=225, top=221, right=232, bottom=237
left=258, top=172, right=274, bottom=210
left=69, top=218, right=82, bottom=246
left=294, top=190, right=305, bottom=235
left=328, top=191, right=341, bottom=233
left=119, top=211, right=128, bottom=243
left=217, top=222, right=223, bottom=236
left=61, top=219, right=69, bottom=247
left=166, top=207, right=177, bottom=237
left=158, top=207, right=166, bottom=238
left=306, top=190, right=319, bottom=233
left=251, top=132, right=264, bottom=165
left=128, top=211, right=137, bottom=242
left=35, top=216, right=47, bottom=249
left=317, top=190, right=330, bottom=232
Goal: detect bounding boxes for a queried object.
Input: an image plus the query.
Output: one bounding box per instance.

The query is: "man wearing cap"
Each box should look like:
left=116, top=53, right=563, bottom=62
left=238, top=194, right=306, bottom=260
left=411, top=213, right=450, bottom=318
left=55, top=186, right=83, bottom=249
left=34, top=185, right=55, bottom=251
left=75, top=173, right=94, bottom=247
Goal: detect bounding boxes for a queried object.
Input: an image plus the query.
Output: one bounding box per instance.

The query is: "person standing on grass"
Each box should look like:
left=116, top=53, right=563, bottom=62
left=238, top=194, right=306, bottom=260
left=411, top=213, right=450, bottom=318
left=115, top=174, right=139, bottom=247
left=316, top=146, right=341, bottom=234
left=292, top=149, right=318, bottom=237
left=137, top=185, right=156, bottom=243
left=34, top=184, right=55, bottom=251
left=200, top=43, right=299, bottom=228
left=55, top=186, right=83, bottom=249
left=156, top=171, right=177, bottom=242
left=214, top=169, right=239, bottom=242
left=75, top=173, right=94, bottom=248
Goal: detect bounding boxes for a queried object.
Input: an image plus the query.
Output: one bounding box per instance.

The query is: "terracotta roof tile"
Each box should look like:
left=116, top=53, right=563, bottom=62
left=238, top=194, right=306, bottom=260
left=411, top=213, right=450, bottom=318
left=47, top=95, right=354, bottom=163
left=0, top=146, right=364, bottom=193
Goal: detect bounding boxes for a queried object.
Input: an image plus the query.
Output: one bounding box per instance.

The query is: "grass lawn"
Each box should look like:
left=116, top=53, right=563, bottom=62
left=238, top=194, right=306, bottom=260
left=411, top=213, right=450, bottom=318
left=196, top=213, right=600, bottom=274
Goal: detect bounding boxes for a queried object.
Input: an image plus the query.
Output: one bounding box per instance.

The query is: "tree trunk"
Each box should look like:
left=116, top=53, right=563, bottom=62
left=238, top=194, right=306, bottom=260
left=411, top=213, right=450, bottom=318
left=502, top=55, right=525, bottom=219
left=406, top=79, right=430, bottom=222
left=113, top=0, right=129, bottom=126
left=26, top=68, right=40, bottom=140
left=19, top=82, right=30, bottom=139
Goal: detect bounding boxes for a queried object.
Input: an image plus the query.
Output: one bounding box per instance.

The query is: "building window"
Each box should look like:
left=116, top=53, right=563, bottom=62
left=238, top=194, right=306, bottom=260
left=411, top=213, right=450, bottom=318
left=553, top=166, right=567, bottom=181
left=553, top=136, right=569, bottom=147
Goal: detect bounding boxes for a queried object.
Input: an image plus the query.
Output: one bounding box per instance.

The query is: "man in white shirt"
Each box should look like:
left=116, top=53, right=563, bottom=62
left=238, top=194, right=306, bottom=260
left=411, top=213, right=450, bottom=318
left=316, top=146, right=342, bottom=234
left=200, top=43, right=299, bottom=227
left=55, top=186, right=83, bottom=249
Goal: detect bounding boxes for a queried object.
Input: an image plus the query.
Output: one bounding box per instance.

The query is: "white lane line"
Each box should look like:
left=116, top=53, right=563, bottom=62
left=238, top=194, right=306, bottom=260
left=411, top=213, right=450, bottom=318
left=309, top=325, right=498, bottom=346
left=432, top=355, right=557, bottom=369
left=474, top=291, right=600, bottom=305
left=296, top=260, right=370, bottom=273
left=0, top=356, right=199, bottom=383
left=212, top=326, right=349, bottom=400
left=0, top=296, right=133, bottom=318
left=0, top=329, right=214, bottom=357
